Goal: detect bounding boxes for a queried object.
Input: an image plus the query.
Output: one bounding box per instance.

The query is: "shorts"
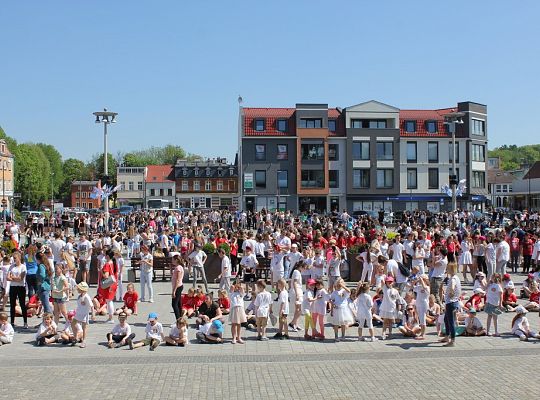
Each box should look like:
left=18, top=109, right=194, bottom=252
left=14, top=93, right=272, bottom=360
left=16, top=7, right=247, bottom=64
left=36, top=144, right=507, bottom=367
left=79, top=260, right=91, bottom=271
left=256, top=316, right=268, bottom=328
left=53, top=298, right=66, bottom=304
left=140, top=337, right=161, bottom=346
left=484, top=303, right=503, bottom=316
left=74, top=312, right=90, bottom=324
left=244, top=274, right=256, bottom=283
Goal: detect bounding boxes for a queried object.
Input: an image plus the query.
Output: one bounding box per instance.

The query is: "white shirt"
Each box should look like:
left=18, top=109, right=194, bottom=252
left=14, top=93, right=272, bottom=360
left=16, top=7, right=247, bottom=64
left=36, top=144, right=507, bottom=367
left=188, top=250, right=205, bottom=268
left=145, top=321, right=164, bottom=340
left=497, top=241, right=510, bottom=262
left=444, top=275, right=461, bottom=304
left=221, top=256, right=231, bottom=278
left=7, top=264, right=26, bottom=287
left=230, top=290, right=244, bottom=308
left=486, top=283, right=502, bottom=306
left=355, top=293, right=373, bottom=316
left=254, top=291, right=272, bottom=317
left=276, top=290, right=289, bottom=315
left=50, top=239, right=66, bottom=263
left=35, top=321, right=57, bottom=340
left=111, top=322, right=132, bottom=337
left=0, top=322, right=14, bottom=343
left=391, top=242, right=405, bottom=263
left=77, top=240, right=92, bottom=261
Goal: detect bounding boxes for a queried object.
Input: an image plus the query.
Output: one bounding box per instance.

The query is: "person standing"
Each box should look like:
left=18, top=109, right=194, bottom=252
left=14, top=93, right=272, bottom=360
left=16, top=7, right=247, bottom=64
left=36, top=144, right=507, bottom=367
left=188, top=243, right=208, bottom=293
left=429, top=248, right=448, bottom=306
left=139, top=245, right=154, bottom=303
left=77, top=234, right=93, bottom=284
left=36, top=252, right=53, bottom=315
left=7, top=252, right=27, bottom=328
left=495, top=237, right=510, bottom=275
left=24, top=244, right=39, bottom=299
left=217, top=248, right=231, bottom=292
left=171, top=255, right=185, bottom=320
left=440, top=262, right=461, bottom=347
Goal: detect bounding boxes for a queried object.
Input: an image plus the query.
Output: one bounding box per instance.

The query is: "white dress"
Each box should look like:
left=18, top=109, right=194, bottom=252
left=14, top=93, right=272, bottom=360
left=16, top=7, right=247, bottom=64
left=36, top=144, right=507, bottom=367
left=459, top=241, right=473, bottom=265
left=329, top=289, right=354, bottom=326
left=379, top=286, right=400, bottom=320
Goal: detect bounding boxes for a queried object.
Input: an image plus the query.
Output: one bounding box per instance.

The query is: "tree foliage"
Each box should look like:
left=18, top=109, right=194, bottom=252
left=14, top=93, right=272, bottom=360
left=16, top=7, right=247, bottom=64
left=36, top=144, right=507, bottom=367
left=87, top=153, right=118, bottom=185
left=36, top=143, right=64, bottom=193
left=123, top=144, right=198, bottom=167
left=11, top=143, right=52, bottom=208
left=488, top=144, right=540, bottom=170
left=59, top=158, right=90, bottom=201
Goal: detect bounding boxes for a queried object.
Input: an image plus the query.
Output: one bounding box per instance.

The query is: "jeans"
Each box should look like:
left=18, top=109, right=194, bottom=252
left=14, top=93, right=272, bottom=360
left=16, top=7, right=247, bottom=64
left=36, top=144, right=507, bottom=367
left=495, top=261, right=507, bottom=275
left=429, top=277, right=443, bottom=306
left=486, top=260, right=495, bottom=280
left=283, top=257, right=291, bottom=279
left=140, top=270, right=154, bottom=301
left=26, top=275, right=39, bottom=299
left=9, top=286, right=27, bottom=325
left=192, top=266, right=208, bottom=293
left=523, top=255, right=532, bottom=273
left=444, top=301, right=459, bottom=339
left=39, top=289, right=52, bottom=314
left=510, top=251, right=520, bottom=271
left=171, top=285, right=184, bottom=320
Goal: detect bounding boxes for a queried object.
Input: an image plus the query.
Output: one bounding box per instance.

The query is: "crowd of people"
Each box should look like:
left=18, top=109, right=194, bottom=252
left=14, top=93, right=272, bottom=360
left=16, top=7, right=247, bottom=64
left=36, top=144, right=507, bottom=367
left=1, top=207, right=540, bottom=350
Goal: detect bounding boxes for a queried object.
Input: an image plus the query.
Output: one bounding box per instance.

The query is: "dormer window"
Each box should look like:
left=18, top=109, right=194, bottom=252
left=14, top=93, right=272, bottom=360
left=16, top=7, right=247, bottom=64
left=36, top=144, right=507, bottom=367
left=254, top=119, right=265, bottom=131
left=194, top=168, right=199, bottom=177
left=217, top=169, right=223, bottom=177
left=229, top=168, right=234, bottom=176
left=404, top=120, right=416, bottom=133
left=206, top=168, right=211, bottom=176
left=426, top=120, right=437, bottom=133
left=276, top=119, right=287, bottom=132
left=182, top=168, right=187, bottom=176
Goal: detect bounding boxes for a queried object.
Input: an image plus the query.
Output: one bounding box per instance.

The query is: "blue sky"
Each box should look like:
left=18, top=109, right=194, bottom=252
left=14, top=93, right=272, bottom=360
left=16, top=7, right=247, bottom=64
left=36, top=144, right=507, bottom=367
left=1, top=1, right=538, bottom=162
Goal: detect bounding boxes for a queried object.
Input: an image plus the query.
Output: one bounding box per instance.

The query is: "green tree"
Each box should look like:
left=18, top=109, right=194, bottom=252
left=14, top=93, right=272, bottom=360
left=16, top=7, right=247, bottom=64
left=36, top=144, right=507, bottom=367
left=59, top=158, right=90, bottom=201
left=11, top=143, right=52, bottom=208
left=36, top=143, right=64, bottom=193
left=489, top=144, right=540, bottom=170
left=87, top=153, right=117, bottom=185
left=0, top=126, right=18, bottom=153
left=123, top=144, right=195, bottom=167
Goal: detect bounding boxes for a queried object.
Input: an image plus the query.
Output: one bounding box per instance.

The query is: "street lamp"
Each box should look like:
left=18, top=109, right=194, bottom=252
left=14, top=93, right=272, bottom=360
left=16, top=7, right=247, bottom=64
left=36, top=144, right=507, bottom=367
left=444, top=112, right=465, bottom=211
left=93, top=108, right=117, bottom=230
left=408, top=170, right=414, bottom=210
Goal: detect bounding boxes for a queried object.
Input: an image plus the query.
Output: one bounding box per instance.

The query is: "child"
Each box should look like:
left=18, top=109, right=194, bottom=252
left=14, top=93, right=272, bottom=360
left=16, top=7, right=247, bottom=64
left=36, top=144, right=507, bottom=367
left=327, top=249, right=343, bottom=292
left=311, top=249, right=326, bottom=281
left=0, top=312, right=14, bottom=345
left=329, top=278, right=353, bottom=342
left=373, top=263, right=386, bottom=290
left=35, top=313, right=57, bottom=346
left=426, top=294, right=441, bottom=327
left=240, top=246, right=258, bottom=299
left=181, top=287, right=197, bottom=318
left=0, top=256, right=11, bottom=312
left=217, top=289, right=230, bottom=315
left=503, top=284, right=518, bottom=312
left=359, top=244, right=376, bottom=285
left=379, top=276, right=401, bottom=340
left=413, top=275, right=430, bottom=340
left=485, top=273, right=503, bottom=336
left=69, top=282, right=91, bottom=348
left=272, top=278, right=289, bottom=339
left=253, top=279, right=272, bottom=341
left=107, top=312, right=134, bottom=348
left=196, top=319, right=224, bottom=343
left=465, top=288, right=485, bottom=312
left=521, top=274, right=536, bottom=299
left=58, top=310, right=81, bottom=344
left=229, top=281, right=247, bottom=344
left=302, top=279, right=316, bottom=340
left=399, top=306, right=421, bottom=337
left=92, top=293, right=107, bottom=318
left=165, top=317, right=189, bottom=347
left=463, top=308, right=486, bottom=336
left=511, top=305, right=540, bottom=341
left=525, top=281, right=540, bottom=312
left=311, top=279, right=328, bottom=340
left=115, top=282, right=138, bottom=316
left=472, top=272, right=488, bottom=292
left=128, top=312, right=164, bottom=351
left=356, top=282, right=376, bottom=341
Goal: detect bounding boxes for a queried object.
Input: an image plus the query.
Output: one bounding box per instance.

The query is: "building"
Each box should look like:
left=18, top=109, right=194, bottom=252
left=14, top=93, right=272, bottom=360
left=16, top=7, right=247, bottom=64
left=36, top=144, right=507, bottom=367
left=0, top=139, right=14, bottom=219
left=145, top=165, right=175, bottom=209
left=71, top=180, right=102, bottom=209
left=239, top=100, right=488, bottom=213
left=116, top=167, right=146, bottom=208
left=174, top=158, right=238, bottom=209
left=487, top=157, right=515, bottom=208
left=512, top=161, right=540, bottom=210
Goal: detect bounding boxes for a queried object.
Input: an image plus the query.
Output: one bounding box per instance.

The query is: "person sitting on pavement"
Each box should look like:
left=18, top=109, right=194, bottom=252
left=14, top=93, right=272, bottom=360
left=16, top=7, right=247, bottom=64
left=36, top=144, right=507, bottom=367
left=127, top=312, right=164, bottom=351
left=195, top=293, right=223, bottom=328
left=463, top=308, right=486, bottom=336
left=165, top=317, right=189, bottom=347
left=196, top=319, right=223, bottom=343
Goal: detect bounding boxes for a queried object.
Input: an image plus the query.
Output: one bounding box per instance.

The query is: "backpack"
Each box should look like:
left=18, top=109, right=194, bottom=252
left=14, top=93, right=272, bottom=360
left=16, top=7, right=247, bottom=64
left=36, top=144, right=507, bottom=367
left=397, top=262, right=411, bottom=277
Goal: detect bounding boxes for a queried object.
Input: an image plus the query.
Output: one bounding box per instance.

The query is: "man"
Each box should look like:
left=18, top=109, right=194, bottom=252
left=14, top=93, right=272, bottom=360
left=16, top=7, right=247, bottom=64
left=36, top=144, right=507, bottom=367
left=160, top=228, right=170, bottom=257
left=495, top=237, right=510, bottom=275
left=195, top=294, right=223, bottom=328
left=77, top=234, right=93, bottom=284
left=389, top=235, right=405, bottom=265
left=403, top=233, right=415, bottom=269
left=50, top=232, right=66, bottom=266
left=188, top=243, right=208, bottom=293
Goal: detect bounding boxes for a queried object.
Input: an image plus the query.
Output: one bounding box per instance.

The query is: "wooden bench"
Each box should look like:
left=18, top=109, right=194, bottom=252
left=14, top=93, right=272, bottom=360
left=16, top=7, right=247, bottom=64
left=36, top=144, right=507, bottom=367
left=255, top=257, right=271, bottom=281
left=127, top=256, right=173, bottom=282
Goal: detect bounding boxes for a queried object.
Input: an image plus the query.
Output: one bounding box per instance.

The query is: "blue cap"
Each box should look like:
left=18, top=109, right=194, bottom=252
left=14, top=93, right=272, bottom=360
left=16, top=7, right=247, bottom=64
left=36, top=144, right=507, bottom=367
left=211, top=320, right=224, bottom=333
left=148, top=312, right=158, bottom=320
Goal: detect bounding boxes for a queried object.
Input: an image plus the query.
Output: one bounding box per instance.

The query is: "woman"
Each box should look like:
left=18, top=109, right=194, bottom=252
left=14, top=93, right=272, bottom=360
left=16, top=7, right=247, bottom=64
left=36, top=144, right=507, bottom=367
left=99, top=250, right=119, bottom=323
left=171, top=254, right=185, bottom=320
left=440, top=262, right=461, bottom=347
left=36, top=252, right=53, bottom=315
left=139, top=245, right=154, bottom=303
left=288, top=260, right=305, bottom=332
left=412, top=241, right=426, bottom=276
left=413, top=275, right=430, bottom=340
left=7, top=252, right=28, bottom=328
left=114, top=249, right=125, bottom=302
left=24, top=244, right=39, bottom=299
left=459, top=234, right=473, bottom=283
left=51, top=263, right=69, bottom=324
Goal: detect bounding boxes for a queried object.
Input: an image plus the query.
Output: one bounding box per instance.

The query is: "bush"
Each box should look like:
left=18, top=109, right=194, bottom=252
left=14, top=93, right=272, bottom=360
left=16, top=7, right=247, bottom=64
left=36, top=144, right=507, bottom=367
left=202, top=242, right=216, bottom=255
left=217, top=242, right=231, bottom=255
left=1, top=240, right=17, bottom=255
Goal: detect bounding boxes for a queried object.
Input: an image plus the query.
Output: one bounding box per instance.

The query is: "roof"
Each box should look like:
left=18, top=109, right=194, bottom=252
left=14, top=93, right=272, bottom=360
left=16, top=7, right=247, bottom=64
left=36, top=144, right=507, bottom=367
left=71, top=180, right=99, bottom=186
left=399, top=108, right=456, bottom=137
left=145, top=165, right=174, bottom=183
left=523, top=161, right=540, bottom=180
left=487, top=169, right=515, bottom=184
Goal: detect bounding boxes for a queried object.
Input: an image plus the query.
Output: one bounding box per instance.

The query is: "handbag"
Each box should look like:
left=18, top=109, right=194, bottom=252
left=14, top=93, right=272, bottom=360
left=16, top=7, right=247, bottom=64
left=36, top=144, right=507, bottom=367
left=101, top=275, right=116, bottom=289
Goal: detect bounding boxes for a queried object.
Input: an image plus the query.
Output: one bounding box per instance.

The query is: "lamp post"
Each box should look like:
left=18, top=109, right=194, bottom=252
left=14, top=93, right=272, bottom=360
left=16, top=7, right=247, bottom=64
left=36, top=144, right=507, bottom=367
left=51, top=172, right=54, bottom=230
left=2, top=160, right=6, bottom=225
left=444, top=112, right=465, bottom=211
left=408, top=170, right=414, bottom=210
left=93, top=108, right=117, bottom=230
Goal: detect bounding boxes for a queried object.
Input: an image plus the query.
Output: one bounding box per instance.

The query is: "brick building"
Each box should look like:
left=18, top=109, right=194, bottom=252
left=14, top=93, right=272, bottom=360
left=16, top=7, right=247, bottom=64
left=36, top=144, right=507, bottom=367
left=71, top=180, right=102, bottom=209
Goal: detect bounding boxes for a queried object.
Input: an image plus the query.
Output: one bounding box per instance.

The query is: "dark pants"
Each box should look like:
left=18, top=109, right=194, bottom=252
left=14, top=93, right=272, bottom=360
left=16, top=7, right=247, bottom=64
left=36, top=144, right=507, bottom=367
left=523, top=255, right=532, bottom=273
left=510, top=251, right=520, bottom=272
left=476, top=256, right=487, bottom=274
left=171, top=285, right=184, bottom=320
left=9, top=286, right=27, bottom=325
left=444, top=301, right=459, bottom=340
left=107, top=333, right=135, bottom=344
left=26, top=275, right=39, bottom=299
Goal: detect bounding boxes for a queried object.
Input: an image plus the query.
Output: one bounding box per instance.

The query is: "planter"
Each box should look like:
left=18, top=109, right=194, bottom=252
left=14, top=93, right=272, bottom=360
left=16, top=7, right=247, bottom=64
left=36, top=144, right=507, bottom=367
left=204, top=253, right=222, bottom=282
left=347, top=251, right=364, bottom=283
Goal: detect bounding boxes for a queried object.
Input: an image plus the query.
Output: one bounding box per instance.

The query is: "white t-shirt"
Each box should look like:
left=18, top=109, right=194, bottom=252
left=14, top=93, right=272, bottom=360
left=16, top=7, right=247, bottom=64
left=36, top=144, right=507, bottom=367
left=75, top=293, right=93, bottom=320
left=486, top=283, right=502, bottom=306
left=145, top=321, right=164, bottom=340
left=111, top=322, right=131, bottom=337
left=50, top=239, right=66, bottom=263
left=0, top=322, right=14, bottom=343
left=7, top=264, right=26, bottom=287
left=276, top=290, right=289, bottom=315
left=254, top=291, right=272, bottom=317
left=240, top=254, right=258, bottom=272
left=189, top=250, right=205, bottom=268
left=35, top=321, right=57, bottom=340
left=391, top=242, right=404, bottom=263
left=221, top=256, right=231, bottom=278
left=512, top=316, right=530, bottom=334
left=465, top=316, right=483, bottom=330
left=497, top=241, right=510, bottom=262
left=170, top=325, right=188, bottom=341
left=355, top=293, right=373, bottom=316
left=77, top=240, right=93, bottom=261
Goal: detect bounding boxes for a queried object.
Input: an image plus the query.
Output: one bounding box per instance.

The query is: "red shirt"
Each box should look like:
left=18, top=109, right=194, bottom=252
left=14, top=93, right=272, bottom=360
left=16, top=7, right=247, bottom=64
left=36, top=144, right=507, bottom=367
left=530, top=292, right=540, bottom=303
left=123, top=291, right=139, bottom=310
left=510, top=238, right=520, bottom=252
left=503, top=292, right=517, bottom=303
left=522, top=239, right=533, bottom=256
left=218, top=297, right=231, bottom=309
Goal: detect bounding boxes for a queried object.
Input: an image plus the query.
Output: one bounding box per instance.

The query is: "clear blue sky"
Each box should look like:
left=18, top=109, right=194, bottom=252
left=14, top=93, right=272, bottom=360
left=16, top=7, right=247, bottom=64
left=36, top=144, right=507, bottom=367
left=1, top=1, right=539, bottom=162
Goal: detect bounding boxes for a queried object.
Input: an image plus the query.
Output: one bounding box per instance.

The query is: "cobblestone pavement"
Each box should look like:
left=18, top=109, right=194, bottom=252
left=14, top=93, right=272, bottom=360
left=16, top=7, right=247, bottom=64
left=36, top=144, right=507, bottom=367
left=2, top=279, right=540, bottom=399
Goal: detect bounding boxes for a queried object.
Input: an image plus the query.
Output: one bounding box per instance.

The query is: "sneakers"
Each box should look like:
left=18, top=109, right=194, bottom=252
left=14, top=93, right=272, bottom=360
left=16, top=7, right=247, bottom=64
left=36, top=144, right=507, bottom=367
left=370, top=337, right=378, bottom=342
left=304, top=334, right=312, bottom=340
left=273, top=333, right=283, bottom=339
left=260, top=336, right=269, bottom=341
left=149, top=299, right=154, bottom=303
left=288, top=324, right=298, bottom=333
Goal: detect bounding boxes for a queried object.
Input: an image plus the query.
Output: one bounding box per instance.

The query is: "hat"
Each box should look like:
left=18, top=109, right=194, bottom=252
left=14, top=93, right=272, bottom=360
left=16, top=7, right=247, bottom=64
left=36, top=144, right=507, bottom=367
left=473, top=288, right=485, bottom=295
left=67, top=310, right=76, bottom=319
left=385, top=276, right=394, bottom=283
left=476, top=271, right=485, bottom=277
left=291, top=243, right=298, bottom=248
left=515, top=305, right=528, bottom=315
left=468, top=308, right=477, bottom=314
left=76, top=282, right=89, bottom=292
left=211, top=320, right=224, bottom=333
left=118, top=312, right=128, bottom=318
left=528, top=273, right=534, bottom=279
left=307, top=279, right=316, bottom=286
left=148, top=312, right=158, bottom=321
left=504, top=282, right=515, bottom=289
left=503, top=273, right=511, bottom=280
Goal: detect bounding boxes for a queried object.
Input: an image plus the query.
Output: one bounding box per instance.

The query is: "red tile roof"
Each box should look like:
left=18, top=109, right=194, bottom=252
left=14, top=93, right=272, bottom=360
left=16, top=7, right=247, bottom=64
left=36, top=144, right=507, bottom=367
left=146, top=165, right=174, bottom=183
left=399, top=108, right=456, bottom=137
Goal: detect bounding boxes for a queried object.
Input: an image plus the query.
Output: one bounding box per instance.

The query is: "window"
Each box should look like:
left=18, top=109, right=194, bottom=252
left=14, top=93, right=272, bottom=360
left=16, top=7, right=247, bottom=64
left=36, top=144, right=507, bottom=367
left=229, top=168, right=234, bottom=176
left=449, top=142, right=459, bottom=163
left=426, top=120, right=437, bottom=133
left=352, top=169, right=369, bottom=189
left=217, top=169, right=224, bottom=177
left=150, top=189, right=155, bottom=196
left=428, top=142, right=438, bottom=163
left=407, top=168, right=417, bottom=189
left=254, top=119, right=265, bottom=131
left=277, top=170, right=288, bottom=188
left=181, top=181, right=188, bottom=191
left=194, top=168, right=199, bottom=177
left=301, top=143, right=324, bottom=160
left=328, top=144, right=338, bottom=161
left=376, top=169, right=393, bottom=188
left=138, top=182, right=143, bottom=191
left=472, top=171, right=485, bottom=188
left=376, top=142, right=393, bottom=160
left=128, top=182, right=134, bottom=191
left=299, top=118, right=322, bottom=128
left=159, top=189, right=164, bottom=196
left=472, top=119, right=485, bottom=135
left=351, top=119, right=387, bottom=129
left=182, top=168, right=187, bottom=176
left=329, top=170, right=339, bottom=188
left=406, top=142, right=417, bottom=162
left=352, top=141, right=370, bottom=160
left=449, top=167, right=460, bottom=181
left=206, top=168, right=211, bottom=176
left=193, top=181, right=200, bottom=191
left=428, top=168, right=439, bottom=189
left=276, top=119, right=287, bottom=132
left=300, top=170, right=324, bottom=188
left=82, top=202, right=87, bottom=209
left=75, top=202, right=80, bottom=207
left=167, top=189, right=173, bottom=196
left=255, top=170, right=266, bottom=188
left=255, top=144, right=266, bottom=161
left=217, top=181, right=223, bottom=191
left=75, top=192, right=80, bottom=198
left=277, top=144, right=288, bottom=160
left=120, top=182, right=125, bottom=190
left=328, top=119, right=336, bottom=132
left=205, top=181, right=212, bottom=191
left=405, top=121, right=416, bottom=133
left=472, top=144, right=485, bottom=162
